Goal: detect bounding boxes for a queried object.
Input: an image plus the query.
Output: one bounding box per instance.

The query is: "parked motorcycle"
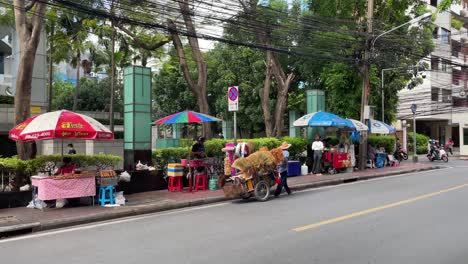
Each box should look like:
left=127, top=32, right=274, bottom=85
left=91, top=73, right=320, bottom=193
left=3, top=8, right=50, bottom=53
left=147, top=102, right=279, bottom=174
left=394, top=147, right=408, bottom=162
left=427, top=149, right=448, bottom=162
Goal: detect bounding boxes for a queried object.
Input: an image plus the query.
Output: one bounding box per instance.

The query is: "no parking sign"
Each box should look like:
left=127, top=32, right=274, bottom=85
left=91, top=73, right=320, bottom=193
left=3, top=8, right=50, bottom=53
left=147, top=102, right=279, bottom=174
left=228, top=86, right=238, bottom=112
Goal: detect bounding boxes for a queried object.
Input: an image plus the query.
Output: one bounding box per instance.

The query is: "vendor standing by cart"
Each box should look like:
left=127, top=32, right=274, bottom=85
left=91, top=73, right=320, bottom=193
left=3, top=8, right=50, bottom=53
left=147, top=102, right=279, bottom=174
left=274, top=142, right=292, bottom=197
left=312, top=135, right=324, bottom=175
left=191, top=137, right=206, bottom=159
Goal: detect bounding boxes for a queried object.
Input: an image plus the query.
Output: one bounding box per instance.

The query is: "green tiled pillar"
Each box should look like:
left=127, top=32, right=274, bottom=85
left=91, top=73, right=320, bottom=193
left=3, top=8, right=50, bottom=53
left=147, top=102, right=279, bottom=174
left=124, top=66, right=152, bottom=169
left=306, top=89, right=325, bottom=140
left=172, top=124, right=181, bottom=139
left=289, top=110, right=300, bottom=137
left=222, top=121, right=233, bottom=139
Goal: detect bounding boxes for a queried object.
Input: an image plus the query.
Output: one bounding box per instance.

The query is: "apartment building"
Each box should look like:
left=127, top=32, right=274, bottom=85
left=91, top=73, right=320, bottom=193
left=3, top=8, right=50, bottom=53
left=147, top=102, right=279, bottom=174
left=0, top=25, right=48, bottom=157
left=397, top=0, right=468, bottom=156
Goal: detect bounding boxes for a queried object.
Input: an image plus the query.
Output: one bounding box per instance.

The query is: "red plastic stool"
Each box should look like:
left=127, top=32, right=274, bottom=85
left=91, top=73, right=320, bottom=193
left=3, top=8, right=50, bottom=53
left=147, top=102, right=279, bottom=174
left=194, top=174, right=208, bottom=191
left=168, top=176, right=183, bottom=192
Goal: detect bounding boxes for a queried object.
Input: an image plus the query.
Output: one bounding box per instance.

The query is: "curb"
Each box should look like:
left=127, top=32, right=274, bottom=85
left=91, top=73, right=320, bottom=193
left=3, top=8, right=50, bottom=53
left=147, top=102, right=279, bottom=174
left=1, top=166, right=438, bottom=236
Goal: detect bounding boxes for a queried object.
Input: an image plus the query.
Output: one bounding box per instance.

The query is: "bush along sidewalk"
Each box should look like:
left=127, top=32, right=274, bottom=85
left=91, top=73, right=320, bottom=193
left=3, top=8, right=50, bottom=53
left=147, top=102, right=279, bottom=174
left=0, top=154, right=122, bottom=191
left=153, top=137, right=309, bottom=170
left=407, top=132, right=430, bottom=154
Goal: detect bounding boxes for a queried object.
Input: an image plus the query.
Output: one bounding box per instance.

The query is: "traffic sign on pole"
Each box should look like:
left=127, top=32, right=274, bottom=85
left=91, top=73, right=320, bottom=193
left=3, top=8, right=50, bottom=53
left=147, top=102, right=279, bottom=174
left=228, top=86, right=238, bottom=112
left=410, top=104, right=417, bottom=114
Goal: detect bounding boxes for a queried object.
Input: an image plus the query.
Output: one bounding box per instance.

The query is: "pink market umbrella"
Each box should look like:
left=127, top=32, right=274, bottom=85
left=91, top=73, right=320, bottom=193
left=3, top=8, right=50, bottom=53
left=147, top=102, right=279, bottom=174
left=10, top=110, right=114, bottom=156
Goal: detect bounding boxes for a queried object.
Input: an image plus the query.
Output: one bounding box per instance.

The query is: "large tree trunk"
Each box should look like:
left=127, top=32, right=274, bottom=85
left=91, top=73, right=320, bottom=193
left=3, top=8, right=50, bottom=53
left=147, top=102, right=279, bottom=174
left=239, top=0, right=294, bottom=138
left=273, top=72, right=294, bottom=138
left=260, top=52, right=273, bottom=137
left=15, top=48, right=37, bottom=159
left=13, top=0, right=47, bottom=160
left=167, top=0, right=212, bottom=138
left=72, top=53, right=81, bottom=111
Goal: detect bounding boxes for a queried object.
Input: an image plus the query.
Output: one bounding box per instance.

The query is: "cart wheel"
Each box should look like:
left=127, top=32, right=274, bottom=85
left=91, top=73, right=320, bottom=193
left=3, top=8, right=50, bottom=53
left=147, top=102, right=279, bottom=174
left=254, top=181, right=270, bottom=202
left=328, top=168, right=336, bottom=175
left=241, top=193, right=251, bottom=200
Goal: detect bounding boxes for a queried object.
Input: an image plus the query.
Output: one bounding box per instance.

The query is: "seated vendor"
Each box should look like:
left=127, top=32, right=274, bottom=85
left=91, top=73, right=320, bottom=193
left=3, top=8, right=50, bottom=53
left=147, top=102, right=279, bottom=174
left=55, top=157, right=75, bottom=175
left=191, top=137, right=206, bottom=159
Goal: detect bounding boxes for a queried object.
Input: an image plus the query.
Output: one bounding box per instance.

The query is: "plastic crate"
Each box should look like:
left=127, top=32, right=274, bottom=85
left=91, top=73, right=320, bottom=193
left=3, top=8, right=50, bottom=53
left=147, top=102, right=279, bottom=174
left=287, top=161, right=301, bottom=177
left=98, top=176, right=119, bottom=187
left=167, top=163, right=184, bottom=177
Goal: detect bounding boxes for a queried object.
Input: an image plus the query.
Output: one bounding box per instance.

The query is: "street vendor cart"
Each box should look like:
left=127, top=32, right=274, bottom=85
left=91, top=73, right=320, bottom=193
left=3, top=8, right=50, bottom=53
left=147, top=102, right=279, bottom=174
left=322, top=149, right=352, bottom=174
left=222, top=147, right=281, bottom=202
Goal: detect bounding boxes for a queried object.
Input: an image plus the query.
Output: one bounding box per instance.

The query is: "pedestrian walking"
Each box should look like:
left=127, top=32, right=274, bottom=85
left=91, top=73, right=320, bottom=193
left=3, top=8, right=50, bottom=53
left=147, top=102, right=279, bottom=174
left=274, top=142, right=292, bottom=197
left=447, top=138, right=454, bottom=155
left=312, top=135, right=324, bottom=175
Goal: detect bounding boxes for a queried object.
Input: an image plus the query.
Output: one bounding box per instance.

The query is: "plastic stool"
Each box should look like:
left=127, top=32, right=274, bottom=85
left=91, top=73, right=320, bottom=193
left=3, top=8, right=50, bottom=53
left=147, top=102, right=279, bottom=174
left=99, top=186, right=115, bottom=206
left=194, top=174, right=208, bottom=191
left=168, top=176, right=183, bottom=192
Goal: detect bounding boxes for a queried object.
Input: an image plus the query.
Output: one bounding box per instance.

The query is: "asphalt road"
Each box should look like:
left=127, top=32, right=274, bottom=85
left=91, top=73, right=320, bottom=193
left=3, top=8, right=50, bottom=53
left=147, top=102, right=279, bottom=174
left=1, top=161, right=468, bottom=264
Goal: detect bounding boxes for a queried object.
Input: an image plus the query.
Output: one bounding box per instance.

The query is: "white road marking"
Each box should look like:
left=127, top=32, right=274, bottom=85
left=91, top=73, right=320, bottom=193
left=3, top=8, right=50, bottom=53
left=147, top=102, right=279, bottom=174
left=0, top=202, right=229, bottom=243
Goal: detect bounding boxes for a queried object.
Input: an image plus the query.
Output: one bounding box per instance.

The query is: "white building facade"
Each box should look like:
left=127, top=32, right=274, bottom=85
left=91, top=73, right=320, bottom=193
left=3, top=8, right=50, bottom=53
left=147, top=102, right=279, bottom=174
left=398, top=0, right=468, bottom=155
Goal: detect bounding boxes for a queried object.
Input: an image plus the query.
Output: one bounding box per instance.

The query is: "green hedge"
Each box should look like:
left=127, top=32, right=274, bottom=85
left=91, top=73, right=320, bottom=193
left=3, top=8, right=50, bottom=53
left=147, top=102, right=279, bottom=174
left=152, top=147, right=190, bottom=169
left=0, top=154, right=122, bottom=190
left=153, top=137, right=309, bottom=170
left=408, top=132, right=430, bottom=154
left=280, top=136, right=308, bottom=160
left=0, top=95, right=14, bottom=104
left=368, top=135, right=396, bottom=153
left=114, top=131, right=124, bottom=139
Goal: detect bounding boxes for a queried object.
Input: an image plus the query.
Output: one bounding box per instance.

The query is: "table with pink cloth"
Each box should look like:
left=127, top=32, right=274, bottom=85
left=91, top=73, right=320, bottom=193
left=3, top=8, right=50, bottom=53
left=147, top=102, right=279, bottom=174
left=31, top=176, right=96, bottom=200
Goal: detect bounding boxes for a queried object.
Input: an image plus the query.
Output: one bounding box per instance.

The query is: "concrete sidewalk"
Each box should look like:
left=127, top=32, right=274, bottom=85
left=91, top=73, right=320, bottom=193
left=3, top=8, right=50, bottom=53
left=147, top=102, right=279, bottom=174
left=0, top=162, right=437, bottom=237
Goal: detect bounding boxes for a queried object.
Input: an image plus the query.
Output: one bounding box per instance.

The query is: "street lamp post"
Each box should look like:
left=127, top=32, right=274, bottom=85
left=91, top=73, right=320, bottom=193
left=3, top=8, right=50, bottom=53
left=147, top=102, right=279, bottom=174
left=374, top=12, right=431, bottom=123
left=371, top=13, right=432, bottom=52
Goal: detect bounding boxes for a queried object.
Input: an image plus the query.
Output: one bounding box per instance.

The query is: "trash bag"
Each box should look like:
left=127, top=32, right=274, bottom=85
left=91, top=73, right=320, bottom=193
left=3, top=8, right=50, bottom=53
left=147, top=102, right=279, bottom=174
left=55, top=199, right=68, bottom=208
left=26, top=198, right=47, bottom=209
left=119, top=171, right=131, bottom=182
left=351, top=131, right=360, bottom=144
left=114, top=191, right=126, bottom=205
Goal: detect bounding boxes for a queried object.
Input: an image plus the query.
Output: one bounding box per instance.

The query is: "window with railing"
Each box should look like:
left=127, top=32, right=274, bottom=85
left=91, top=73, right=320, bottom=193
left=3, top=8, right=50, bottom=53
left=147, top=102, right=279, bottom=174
left=433, top=27, right=439, bottom=39
left=441, top=28, right=451, bottom=44
left=431, top=57, right=439, bottom=70
left=453, top=69, right=461, bottom=85
left=442, top=59, right=449, bottom=72
left=0, top=53, right=4, bottom=75
left=464, top=128, right=468, bottom=145
left=432, top=88, right=439, bottom=101
left=442, top=89, right=452, bottom=103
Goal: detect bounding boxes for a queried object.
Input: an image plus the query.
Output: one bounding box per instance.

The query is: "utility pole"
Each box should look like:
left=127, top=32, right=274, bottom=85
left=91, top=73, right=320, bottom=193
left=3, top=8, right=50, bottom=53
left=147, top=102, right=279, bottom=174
left=411, top=104, right=418, bottom=162
left=359, top=0, right=374, bottom=170
left=109, top=0, right=116, bottom=132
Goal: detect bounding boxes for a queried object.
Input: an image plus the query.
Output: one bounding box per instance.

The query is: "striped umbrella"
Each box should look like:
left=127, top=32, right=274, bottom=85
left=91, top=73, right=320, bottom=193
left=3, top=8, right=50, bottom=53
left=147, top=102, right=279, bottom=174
left=293, top=111, right=351, bottom=128
left=153, top=110, right=223, bottom=125
left=9, top=110, right=114, bottom=141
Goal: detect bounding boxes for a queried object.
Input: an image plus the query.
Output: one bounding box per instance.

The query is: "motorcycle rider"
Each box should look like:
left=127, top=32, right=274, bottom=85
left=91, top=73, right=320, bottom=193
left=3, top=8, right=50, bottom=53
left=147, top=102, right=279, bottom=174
left=429, top=139, right=440, bottom=159
left=394, top=138, right=402, bottom=160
